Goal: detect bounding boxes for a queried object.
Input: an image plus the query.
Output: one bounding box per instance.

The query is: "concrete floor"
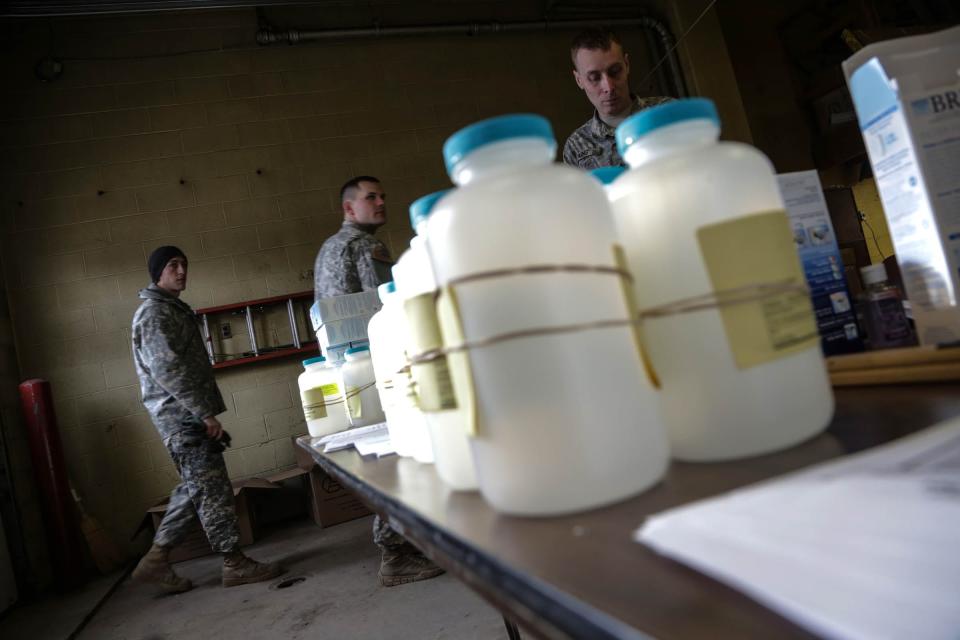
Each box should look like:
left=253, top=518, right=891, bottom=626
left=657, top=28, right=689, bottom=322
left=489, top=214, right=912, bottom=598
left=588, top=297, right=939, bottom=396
left=0, top=569, right=125, bottom=640
left=7, top=515, right=509, bottom=640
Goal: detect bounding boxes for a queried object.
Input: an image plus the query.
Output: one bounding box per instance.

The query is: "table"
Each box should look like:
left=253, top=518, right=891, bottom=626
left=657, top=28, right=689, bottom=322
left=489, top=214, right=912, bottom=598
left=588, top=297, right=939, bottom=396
left=299, top=384, right=960, bottom=639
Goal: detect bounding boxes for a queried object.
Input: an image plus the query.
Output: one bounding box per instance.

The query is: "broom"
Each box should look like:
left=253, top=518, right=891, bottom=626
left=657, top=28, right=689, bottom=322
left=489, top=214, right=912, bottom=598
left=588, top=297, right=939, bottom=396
left=70, top=485, right=127, bottom=574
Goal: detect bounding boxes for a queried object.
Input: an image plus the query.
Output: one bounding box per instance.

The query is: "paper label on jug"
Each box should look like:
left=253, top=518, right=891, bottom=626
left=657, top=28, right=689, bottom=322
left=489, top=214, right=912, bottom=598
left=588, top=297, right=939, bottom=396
left=613, top=243, right=660, bottom=388
left=301, top=387, right=330, bottom=420
left=403, top=292, right=458, bottom=412
left=346, top=386, right=361, bottom=420
left=697, top=210, right=819, bottom=369
left=436, top=285, right=478, bottom=437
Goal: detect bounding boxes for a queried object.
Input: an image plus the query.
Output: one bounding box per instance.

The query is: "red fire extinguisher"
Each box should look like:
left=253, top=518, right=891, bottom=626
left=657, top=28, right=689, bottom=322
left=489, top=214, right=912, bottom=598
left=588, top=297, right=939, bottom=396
left=19, top=379, right=86, bottom=590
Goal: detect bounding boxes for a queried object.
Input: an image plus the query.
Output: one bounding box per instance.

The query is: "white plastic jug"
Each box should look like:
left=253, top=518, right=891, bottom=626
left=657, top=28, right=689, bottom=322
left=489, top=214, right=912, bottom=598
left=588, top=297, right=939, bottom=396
left=610, top=98, right=834, bottom=461
left=368, top=282, right=415, bottom=456
left=427, top=114, right=669, bottom=516
left=339, top=345, right=385, bottom=428
left=298, top=356, right=350, bottom=437
left=391, top=251, right=436, bottom=464
left=406, top=190, right=478, bottom=491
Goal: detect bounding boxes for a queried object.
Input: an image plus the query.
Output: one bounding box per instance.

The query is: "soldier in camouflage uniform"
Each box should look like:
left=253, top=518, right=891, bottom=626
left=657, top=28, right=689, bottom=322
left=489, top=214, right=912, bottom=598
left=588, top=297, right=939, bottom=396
left=562, top=27, right=673, bottom=169
left=314, top=176, right=395, bottom=301
left=314, top=176, right=444, bottom=587
left=131, top=246, right=282, bottom=593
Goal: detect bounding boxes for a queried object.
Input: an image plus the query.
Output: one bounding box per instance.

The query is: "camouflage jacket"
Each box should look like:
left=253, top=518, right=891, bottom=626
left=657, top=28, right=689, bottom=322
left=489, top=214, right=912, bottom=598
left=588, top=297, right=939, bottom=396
left=132, top=284, right=226, bottom=440
left=562, top=95, right=674, bottom=170
left=313, top=221, right=394, bottom=300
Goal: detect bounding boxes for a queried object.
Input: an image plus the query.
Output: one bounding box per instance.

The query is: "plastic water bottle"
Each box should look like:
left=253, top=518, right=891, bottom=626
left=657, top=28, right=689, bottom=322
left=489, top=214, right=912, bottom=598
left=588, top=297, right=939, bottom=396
left=427, top=114, right=668, bottom=516
left=367, top=282, right=415, bottom=456
left=298, top=356, right=350, bottom=437
left=391, top=247, right=436, bottom=464
left=610, top=98, right=834, bottom=461
left=339, top=345, right=385, bottom=427
left=406, top=190, right=479, bottom=491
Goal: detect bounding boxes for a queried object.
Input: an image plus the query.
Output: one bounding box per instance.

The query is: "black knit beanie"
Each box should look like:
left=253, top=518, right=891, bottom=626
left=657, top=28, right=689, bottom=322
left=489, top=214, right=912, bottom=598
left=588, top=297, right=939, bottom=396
left=148, top=245, right=187, bottom=284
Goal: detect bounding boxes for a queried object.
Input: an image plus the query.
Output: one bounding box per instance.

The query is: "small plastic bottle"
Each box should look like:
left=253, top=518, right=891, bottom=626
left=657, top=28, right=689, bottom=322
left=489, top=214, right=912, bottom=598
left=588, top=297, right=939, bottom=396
left=298, top=356, right=350, bottom=437
left=368, top=282, right=415, bottom=456
left=407, top=190, right=478, bottom=491
left=339, top=345, right=386, bottom=427
left=391, top=253, right=436, bottom=464
left=857, top=264, right=917, bottom=350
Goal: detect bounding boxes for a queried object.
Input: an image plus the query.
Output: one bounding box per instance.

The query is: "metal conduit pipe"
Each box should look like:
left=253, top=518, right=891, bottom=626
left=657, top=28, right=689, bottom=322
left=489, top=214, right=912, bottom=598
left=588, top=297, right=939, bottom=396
left=256, top=17, right=687, bottom=97
left=636, top=16, right=688, bottom=98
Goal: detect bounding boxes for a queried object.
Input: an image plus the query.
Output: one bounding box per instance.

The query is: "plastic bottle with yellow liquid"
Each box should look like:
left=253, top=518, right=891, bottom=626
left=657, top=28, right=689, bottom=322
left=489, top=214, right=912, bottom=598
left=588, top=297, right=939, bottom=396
left=609, top=98, right=834, bottom=461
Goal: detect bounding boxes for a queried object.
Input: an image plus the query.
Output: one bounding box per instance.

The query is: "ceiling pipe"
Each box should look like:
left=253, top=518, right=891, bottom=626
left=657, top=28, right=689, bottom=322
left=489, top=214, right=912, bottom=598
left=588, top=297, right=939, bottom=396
left=256, top=17, right=687, bottom=97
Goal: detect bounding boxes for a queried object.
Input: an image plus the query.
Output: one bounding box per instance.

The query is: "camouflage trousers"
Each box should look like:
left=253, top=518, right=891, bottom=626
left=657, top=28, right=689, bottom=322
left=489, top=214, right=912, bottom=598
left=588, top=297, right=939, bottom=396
left=372, top=515, right=419, bottom=555
left=154, top=430, right=240, bottom=553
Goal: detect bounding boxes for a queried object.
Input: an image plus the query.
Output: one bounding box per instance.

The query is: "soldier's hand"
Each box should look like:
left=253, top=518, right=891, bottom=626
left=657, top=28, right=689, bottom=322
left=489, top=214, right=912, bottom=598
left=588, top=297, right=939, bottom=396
left=203, top=416, right=223, bottom=440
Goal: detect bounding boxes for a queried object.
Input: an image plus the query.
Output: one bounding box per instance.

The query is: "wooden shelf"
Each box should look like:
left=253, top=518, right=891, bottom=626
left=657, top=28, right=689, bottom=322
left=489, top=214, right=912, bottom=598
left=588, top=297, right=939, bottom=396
left=212, top=343, right=319, bottom=370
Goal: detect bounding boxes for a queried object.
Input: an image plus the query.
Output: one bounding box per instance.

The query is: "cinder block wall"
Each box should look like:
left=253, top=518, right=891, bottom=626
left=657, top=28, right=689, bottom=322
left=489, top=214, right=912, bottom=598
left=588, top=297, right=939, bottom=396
left=0, top=7, right=672, bottom=574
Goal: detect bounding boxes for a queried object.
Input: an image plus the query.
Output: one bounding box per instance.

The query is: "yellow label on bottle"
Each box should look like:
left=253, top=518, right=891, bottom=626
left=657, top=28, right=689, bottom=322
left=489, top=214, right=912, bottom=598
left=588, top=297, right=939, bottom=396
left=319, top=383, right=339, bottom=396
left=346, top=386, right=361, bottom=419
left=613, top=243, right=660, bottom=388
left=697, top=210, right=819, bottom=369
left=436, top=285, right=477, bottom=436
left=301, top=387, right=328, bottom=420
left=404, top=292, right=458, bottom=412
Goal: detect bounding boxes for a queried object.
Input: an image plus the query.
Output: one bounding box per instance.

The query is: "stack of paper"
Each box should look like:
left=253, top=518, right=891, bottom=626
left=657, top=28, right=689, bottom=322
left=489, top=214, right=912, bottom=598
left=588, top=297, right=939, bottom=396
left=636, top=418, right=960, bottom=640
left=316, top=422, right=395, bottom=457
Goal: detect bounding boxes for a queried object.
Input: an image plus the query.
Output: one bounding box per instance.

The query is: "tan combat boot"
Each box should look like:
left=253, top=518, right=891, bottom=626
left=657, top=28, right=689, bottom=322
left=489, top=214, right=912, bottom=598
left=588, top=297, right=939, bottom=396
left=222, top=551, right=283, bottom=587
left=132, top=544, right=193, bottom=594
left=378, top=551, right=445, bottom=587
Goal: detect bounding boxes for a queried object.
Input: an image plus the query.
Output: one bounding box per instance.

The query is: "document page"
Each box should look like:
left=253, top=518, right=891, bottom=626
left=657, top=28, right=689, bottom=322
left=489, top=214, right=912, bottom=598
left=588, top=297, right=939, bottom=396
left=636, top=418, right=960, bottom=640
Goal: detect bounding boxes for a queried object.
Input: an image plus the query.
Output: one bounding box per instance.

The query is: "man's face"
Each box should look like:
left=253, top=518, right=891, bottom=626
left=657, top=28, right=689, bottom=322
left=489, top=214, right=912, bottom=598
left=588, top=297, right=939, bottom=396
left=157, top=256, right=188, bottom=295
left=573, top=44, right=632, bottom=118
left=344, top=181, right=387, bottom=227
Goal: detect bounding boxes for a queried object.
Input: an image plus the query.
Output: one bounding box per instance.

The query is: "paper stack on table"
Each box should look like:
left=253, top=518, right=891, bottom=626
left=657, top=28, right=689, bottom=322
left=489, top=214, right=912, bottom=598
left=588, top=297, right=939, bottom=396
left=316, top=422, right=395, bottom=457
left=636, top=417, right=960, bottom=640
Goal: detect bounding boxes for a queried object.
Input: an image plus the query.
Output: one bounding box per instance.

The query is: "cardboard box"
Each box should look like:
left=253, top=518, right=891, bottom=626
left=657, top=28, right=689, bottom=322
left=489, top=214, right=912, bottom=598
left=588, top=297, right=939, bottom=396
left=811, top=86, right=857, bottom=132
left=308, top=467, right=371, bottom=528
left=778, top=170, right=864, bottom=356
left=144, top=478, right=279, bottom=564
left=310, top=290, right=382, bottom=329
left=316, top=315, right=374, bottom=351
left=293, top=435, right=316, bottom=470
left=323, top=341, right=367, bottom=363
left=292, top=435, right=371, bottom=527
left=843, top=26, right=960, bottom=344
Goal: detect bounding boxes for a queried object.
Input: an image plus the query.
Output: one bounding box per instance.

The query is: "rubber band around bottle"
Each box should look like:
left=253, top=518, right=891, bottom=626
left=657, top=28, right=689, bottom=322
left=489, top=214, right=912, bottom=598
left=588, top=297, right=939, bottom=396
left=446, top=263, right=633, bottom=288
left=404, top=277, right=809, bottom=366
left=308, top=380, right=377, bottom=408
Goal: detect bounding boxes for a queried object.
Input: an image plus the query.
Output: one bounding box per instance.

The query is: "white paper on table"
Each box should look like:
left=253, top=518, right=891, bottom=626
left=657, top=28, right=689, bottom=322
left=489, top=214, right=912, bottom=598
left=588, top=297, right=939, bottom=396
left=355, top=438, right=396, bottom=457
left=318, top=423, right=390, bottom=453
left=635, top=417, right=960, bottom=640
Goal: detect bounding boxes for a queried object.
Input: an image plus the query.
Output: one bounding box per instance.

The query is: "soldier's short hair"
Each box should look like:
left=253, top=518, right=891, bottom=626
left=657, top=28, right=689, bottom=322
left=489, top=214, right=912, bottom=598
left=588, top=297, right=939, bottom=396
left=340, top=175, right=381, bottom=202
left=570, top=27, right=623, bottom=66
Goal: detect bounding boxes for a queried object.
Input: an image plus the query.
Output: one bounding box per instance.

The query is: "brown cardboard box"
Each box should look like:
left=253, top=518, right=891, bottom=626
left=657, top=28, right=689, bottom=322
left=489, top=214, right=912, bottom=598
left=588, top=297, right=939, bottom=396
left=144, top=478, right=280, bottom=564
left=308, top=466, right=371, bottom=528
left=290, top=435, right=371, bottom=528
left=293, top=434, right=315, bottom=470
